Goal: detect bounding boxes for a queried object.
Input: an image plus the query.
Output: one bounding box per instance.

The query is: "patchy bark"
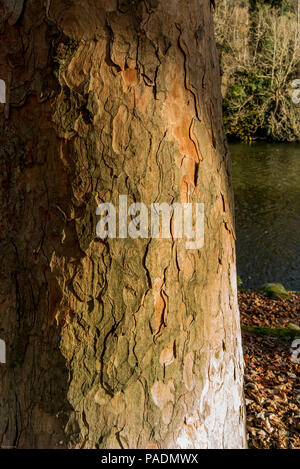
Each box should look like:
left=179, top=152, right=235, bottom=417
left=0, top=0, right=247, bottom=448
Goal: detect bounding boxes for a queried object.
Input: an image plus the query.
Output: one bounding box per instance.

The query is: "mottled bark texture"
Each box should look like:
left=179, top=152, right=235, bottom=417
left=0, top=0, right=247, bottom=448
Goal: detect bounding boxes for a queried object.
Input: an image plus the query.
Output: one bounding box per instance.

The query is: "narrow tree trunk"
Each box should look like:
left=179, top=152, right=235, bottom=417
left=0, top=0, right=247, bottom=449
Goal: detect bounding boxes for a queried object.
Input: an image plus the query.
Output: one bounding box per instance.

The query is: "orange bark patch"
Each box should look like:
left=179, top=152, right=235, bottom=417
left=146, top=441, right=159, bottom=449
left=164, top=80, right=200, bottom=165
left=163, top=78, right=200, bottom=202
left=121, top=68, right=138, bottom=88
left=152, top=278, right=165, bottom=334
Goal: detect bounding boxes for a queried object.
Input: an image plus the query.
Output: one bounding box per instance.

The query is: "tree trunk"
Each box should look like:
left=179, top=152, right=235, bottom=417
left=0, top=0, right=247, bottom=449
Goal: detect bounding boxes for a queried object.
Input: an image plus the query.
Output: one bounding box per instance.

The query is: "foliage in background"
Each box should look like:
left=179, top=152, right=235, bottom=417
left=214, top=0, right=300, bottom=141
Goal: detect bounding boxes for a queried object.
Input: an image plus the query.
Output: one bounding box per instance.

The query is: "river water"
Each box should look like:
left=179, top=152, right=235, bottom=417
left=230, top=142, right=300, bottom=291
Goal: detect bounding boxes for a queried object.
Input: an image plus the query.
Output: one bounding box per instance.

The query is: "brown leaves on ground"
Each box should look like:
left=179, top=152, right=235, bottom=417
left=239, top=290, right=299, bottom=328
left=238, top=290, right=300, bottom=449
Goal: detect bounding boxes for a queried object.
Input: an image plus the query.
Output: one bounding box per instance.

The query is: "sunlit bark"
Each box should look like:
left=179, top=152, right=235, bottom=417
left=0, top=0, right=247, bottom=448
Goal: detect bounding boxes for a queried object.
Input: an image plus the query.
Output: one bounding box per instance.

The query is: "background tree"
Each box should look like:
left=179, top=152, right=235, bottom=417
left=0, top=0, right=246, bottom=448
left=214, top=0, right=300, bottom=141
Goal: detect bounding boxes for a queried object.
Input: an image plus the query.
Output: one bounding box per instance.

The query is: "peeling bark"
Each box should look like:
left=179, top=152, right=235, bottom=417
left=0, top=0, right=247, bottom=448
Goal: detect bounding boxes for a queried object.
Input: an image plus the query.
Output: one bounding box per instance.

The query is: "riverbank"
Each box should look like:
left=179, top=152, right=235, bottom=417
left=238, top=290, right=300, bottom=448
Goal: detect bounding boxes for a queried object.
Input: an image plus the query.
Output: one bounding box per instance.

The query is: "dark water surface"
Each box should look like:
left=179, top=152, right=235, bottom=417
left=230, top=143, right=300, bottom=291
